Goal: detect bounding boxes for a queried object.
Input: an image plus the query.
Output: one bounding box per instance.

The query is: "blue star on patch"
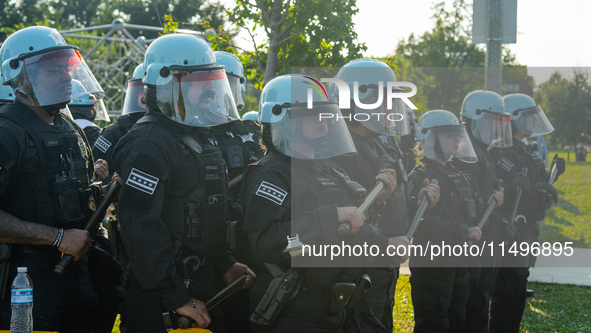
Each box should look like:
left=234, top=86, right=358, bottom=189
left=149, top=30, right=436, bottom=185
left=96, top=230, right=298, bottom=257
left=256, top=181, right=287, bottom=205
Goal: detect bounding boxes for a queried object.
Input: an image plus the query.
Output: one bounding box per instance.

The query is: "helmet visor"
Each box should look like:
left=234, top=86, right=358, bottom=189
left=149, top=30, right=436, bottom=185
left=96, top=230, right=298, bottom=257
left=12, top=48, right=104, bottom=107
left=470, top=111, right=512, bottom=147
left=156, top=69, right=240, bottom=127
left=353, top=84, right=409, bottom=136
left=271, top=102, right=357, bottom=159
left=422, top=125, right=478, bottom=163
left=227, top=74, right=245, bottom=112
left=121, top=79, right=148, bottom=116
left=513, top=105, right=554, bottom=137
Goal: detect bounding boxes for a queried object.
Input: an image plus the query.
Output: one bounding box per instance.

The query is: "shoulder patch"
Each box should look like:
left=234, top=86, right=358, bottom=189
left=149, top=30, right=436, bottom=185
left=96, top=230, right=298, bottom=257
left=256, top=181, right=287, bottom=205
left=497, top=156, right=515, bottom=173
left=94, top=136, right=112, bottom=153
left=126, top=167, right=159, bottom=195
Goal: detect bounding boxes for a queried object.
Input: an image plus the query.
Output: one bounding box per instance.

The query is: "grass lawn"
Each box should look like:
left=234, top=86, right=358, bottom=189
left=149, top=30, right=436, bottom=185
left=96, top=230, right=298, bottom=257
left=539, top=150, right=591, bottom=248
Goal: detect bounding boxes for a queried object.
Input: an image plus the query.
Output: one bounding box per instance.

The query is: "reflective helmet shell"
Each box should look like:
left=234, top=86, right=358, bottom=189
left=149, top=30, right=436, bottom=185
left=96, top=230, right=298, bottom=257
left=259, top=74, right=329, bottom=123
left=328, top=58, right=409, bottom=136
left=143, top=34, right=216, bottom=86
left=503, top=93, right=536, bottom=118
left=1, top=26, right=68, bottom=84
left=460, top=90, right=507, bottom=119
left=214, top=51, right=246, bottom=111
left=242, top=110, right=259, bottom=121
left=416, top=109, right=460, bottom=141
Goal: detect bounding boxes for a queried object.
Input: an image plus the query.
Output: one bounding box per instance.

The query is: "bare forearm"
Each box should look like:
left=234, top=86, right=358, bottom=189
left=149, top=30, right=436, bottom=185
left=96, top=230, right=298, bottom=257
left=0, top=210, right=57, bottom=245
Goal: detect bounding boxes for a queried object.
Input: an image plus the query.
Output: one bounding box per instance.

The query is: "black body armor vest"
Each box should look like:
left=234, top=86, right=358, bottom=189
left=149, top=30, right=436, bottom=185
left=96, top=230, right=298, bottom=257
left=0, top=104, right=93, bottom=229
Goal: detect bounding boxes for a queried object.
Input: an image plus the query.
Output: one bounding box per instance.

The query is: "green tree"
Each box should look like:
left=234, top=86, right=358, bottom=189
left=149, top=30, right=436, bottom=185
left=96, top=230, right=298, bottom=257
left=394, top=0, right=528, bottom=114
left=535, top=71, right=591, bottom=148
left=229, top=0, right=366, bottom=87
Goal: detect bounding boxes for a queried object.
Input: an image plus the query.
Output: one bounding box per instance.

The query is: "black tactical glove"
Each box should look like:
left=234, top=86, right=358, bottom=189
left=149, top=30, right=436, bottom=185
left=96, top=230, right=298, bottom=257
left=550, top=157, right=566, bottom=182
left=523, top=183, right=557, bottom=220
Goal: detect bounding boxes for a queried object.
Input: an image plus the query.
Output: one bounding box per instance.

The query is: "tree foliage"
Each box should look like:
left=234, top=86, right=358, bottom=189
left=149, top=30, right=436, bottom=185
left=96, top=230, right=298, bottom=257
left=535, top=71, right=591, bottom=147
left=230, top=0, right=366, bottom=87
left=394, top=0, right=529, bottom=115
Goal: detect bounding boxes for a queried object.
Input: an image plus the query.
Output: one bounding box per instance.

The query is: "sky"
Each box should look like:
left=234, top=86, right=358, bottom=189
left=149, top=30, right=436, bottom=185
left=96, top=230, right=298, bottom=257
left=229, top=0, right=591, bottom=74
left=355, top=0, right=591, bottom=68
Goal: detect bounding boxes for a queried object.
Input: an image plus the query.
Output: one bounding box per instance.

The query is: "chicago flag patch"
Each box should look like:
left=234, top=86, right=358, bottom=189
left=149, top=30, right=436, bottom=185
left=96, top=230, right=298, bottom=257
left=256, top=181, right=287, bottom=205
left=126, top=168, right=159, bottom=195
left=497, top=156, right=515, bottom=173
left=94, top=136, right=112, bottom=153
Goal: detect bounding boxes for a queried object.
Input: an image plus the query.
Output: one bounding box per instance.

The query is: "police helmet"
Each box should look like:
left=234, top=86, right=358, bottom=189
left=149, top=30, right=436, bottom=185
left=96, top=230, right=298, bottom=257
left=143, top=34, right=239, bottom=127
left=68, top=79, right=109, bottom=122
left=121, top=63, right=148, bottom=116
left=259, top=74, right=356, bottom=159
left=460, top=90, right=512, bottom=147
left=0, top=26, right=104, bottom=110
left=214, top=51, right=246, bottom=112
left=242, top=110, right=259, bottom=121
left=416, top=110, right=477, bottom=163
left=503, top=93, right=554, bottom=137
left=328, top=58, right=410, bottom=136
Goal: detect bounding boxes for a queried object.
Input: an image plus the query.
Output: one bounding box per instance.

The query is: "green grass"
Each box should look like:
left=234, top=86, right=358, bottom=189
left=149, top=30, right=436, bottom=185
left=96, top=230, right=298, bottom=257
left=520, top=282, right=591, bottom=332
left=392, top=276, right=591, bottom=333
left=539, top=150, right=591, bottom=247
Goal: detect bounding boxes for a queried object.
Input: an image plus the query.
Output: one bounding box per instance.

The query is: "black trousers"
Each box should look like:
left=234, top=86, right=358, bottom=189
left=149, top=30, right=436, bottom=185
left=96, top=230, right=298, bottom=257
left=410, top=267, right=470, bottom=333
left=0, top=252, right=97, bottom=333
left=489, top=222, right=538, bottom=333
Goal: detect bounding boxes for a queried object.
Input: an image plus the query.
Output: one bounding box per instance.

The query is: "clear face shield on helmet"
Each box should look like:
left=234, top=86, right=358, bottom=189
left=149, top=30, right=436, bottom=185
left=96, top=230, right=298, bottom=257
left=351, top=83, right=410, bottom=136
left=512, top=105, right=554, bottom=137
left=156, top=68, right=240, bottom=127
left=271, top=102, right=357, bottom=160
left=421, top=125, right=478, bottom=163
left=10, top=48, right=103, bottom=107
left=121, top=79, right=148, bottom=116
left=226, top=73, right=246, bottom=112
left=470, top=111, right=512, bottom=147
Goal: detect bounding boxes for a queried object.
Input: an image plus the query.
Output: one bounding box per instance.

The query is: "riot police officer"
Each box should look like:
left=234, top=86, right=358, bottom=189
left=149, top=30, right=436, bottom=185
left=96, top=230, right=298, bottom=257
left=455, top=90, right=509, bottom=333
left=112, top=34, right=255, bottom=332
left=69, top=79, right=110, bottom=146
left=408, top=110, right=482, bottom=333
left=93, top=63, right=148, bottom=184
left=488, top=93, right=564, bottom=333
left=242, top=74, right=410, bottom=333
left=328, top=58, right=437, bottom=331
left=0, top=26, right=109, bottom=332
left=210, top=51, right=262, bottom=333
left=210, top=52, right=263, bottom=187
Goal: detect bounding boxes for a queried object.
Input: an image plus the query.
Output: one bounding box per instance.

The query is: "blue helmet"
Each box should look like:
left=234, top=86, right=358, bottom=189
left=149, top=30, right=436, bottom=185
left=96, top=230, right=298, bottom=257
left=214, top=51, right=246, bottom=111
left=416, top=110, right=477, bottom=163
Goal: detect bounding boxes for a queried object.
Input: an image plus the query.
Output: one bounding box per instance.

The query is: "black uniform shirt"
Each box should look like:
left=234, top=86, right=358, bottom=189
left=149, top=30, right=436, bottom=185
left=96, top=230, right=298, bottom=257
left=112, top=113, right=233, bottom=311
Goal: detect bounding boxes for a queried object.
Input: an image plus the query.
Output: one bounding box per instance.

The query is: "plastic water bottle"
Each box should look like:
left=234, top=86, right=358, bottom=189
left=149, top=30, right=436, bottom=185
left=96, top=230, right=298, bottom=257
left=10, top=267, right=33, bottom=333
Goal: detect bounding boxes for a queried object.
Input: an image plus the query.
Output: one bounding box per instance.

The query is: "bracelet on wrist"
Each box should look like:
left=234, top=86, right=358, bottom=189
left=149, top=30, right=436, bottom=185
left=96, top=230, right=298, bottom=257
left=52, top=228, right=64, bottom=248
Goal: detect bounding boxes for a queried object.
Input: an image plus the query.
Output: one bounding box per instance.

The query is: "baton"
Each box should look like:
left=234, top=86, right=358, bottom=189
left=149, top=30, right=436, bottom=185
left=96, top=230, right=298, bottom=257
left=391, top=179, right=437, bottom=266
left=405, top=179, right=438, bottom=239
left=177, top=274, right=249, bottom=329
left=54, top=181, right=121, bottom=275
left=548, top=154, right=559, bottom=184
left=509, top=167, right=528, bottom=225
left=337, top=181, right=385, bottom=236
left=467, top=186, right=504, bottom=245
